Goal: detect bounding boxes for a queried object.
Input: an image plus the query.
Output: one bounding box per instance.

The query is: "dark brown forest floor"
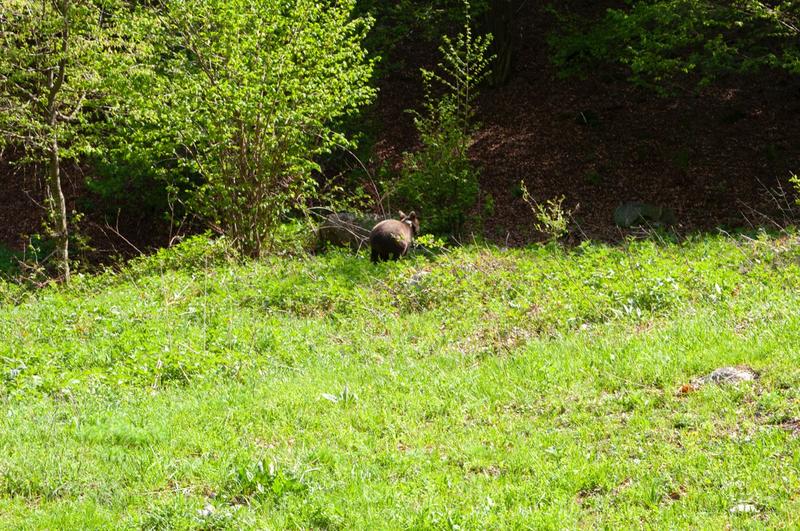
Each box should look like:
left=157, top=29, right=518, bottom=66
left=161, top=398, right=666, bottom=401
left=1, top=2, right=799, bottom=254
left=0, top=154, right=54, bottom=251
left=372, top=2, right=800, bottom=245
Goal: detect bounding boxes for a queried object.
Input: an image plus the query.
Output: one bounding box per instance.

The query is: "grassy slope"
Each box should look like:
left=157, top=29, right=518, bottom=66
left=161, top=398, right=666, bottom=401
left=1, top=234, right=800, bottom=529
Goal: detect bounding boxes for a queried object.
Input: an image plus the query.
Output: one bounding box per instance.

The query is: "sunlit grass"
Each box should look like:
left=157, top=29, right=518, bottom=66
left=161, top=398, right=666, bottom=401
left=1, top=233, right=799, bottom=528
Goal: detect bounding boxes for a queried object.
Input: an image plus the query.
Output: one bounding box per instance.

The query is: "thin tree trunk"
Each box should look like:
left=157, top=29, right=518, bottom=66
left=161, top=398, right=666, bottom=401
left=45, top=0, right=71, bottom=283
left=48, top=132, right=70, bottom=283
left=483, top=0, right=516, bottom=87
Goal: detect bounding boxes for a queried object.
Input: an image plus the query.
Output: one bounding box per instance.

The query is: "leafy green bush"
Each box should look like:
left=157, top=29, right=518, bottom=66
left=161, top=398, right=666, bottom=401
left=129, top=0, right=376, bottom=257
left=125, top=234, right=238, bottom=277
left=396, top=6, right=493, bottom=236
left=397, top=98, right=480, bottom=235
left=519, top=181, right=572, bottom=241
left=84, top=143, right=193, bottom=239
left=549, top=0, right=800, bottom=89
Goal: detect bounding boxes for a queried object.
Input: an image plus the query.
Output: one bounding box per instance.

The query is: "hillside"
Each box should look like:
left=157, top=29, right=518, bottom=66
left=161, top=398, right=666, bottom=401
left=372, top=2, right=800, bottom=245
left=1, top=234, right=800, bottom=527
left=2, top=2, right=800, bottom=528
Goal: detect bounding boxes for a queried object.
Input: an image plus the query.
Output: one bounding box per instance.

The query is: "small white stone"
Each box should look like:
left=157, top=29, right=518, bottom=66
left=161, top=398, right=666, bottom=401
left=198, top=503, right=215, bottom=517
left=730, top=503, right=758, bottom=514
left=694, top=366, right=758, bottom=386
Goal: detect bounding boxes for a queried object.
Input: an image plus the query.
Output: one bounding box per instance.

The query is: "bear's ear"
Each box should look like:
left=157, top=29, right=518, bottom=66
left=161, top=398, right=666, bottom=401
left=398, top=210, right=406, bottom=219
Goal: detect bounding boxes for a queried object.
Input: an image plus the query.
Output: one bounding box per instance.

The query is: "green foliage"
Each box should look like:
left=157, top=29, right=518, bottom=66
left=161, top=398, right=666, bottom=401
left=423, top=4, right=495, bottom=135
left=550, top=0, right=800, bottom=89
left=0, top=0, right=124, bottom=159
left=415, top=233, right=448, bottom=250
left=224, top=459, right=306, bottom=504
left=0, top=245, right=19, bottom=277
left=125, top=0, right=376, bottom=257
left=3, top=230, right=799, bottom=393
left=0, top=0, right=138, bottom=280
left=397, top=98, right=481, bottom=235
left=84, top=141, right=188, bottom=234
left=519, top=181, right=572, bottom=241
left=354, top=0, right=488, bottom=73
left=126, top=234, right=238, bottom=277
left=790, top=172, right=800, bottom=207
left=396, top=5, right=493, bottom=236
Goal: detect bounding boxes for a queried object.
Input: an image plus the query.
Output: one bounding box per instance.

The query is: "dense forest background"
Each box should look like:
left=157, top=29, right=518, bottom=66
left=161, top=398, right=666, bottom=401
left=1, top=0, right=798, bottom=277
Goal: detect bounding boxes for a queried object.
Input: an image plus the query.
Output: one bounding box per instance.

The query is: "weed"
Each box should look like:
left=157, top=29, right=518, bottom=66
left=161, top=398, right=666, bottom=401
left=519, top=181, right=573, bottom=241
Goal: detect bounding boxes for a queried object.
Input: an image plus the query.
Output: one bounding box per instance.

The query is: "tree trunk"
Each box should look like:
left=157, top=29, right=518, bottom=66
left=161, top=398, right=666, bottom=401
left=48, top=132, right=70, bottom=283
left=46, top=0, right=71, bottom=283
left=482, top=0, right=517, bottom=87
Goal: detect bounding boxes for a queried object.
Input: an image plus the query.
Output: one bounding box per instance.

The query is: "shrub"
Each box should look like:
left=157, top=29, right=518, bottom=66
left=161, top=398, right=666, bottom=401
left=395, top=3, right=493, bottom=236
left=549, top=0, right=800, bottom=89
left=519, top=181, right=572, bottom=242
left=130, top=0, right=376, bottom=257
left=397, top=98, right=480, bottom=236
left=126, top=234, right=238, bottom=276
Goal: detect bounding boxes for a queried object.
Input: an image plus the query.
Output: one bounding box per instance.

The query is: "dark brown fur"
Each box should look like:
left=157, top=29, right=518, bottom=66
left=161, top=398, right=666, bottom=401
left=369, top=211, right=419, bottom=263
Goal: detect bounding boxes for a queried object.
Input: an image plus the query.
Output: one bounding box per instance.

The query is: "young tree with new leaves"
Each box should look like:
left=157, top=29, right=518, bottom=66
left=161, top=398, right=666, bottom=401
left=396, top=4, right=494, bottom=236
left=0, top=0, right=131, bottom=281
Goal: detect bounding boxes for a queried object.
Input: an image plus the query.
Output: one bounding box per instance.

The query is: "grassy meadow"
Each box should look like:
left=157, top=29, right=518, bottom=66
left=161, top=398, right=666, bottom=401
left=1, top=233, right=800, bottom=528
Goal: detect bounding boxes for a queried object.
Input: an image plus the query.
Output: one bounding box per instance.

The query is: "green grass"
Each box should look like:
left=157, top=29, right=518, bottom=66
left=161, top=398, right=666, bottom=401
left=2, top=233, right=800, bottom=528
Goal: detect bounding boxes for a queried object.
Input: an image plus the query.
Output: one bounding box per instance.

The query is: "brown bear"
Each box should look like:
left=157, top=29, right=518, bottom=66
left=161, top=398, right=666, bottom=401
left=369, top=211, right=419, bottom=263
